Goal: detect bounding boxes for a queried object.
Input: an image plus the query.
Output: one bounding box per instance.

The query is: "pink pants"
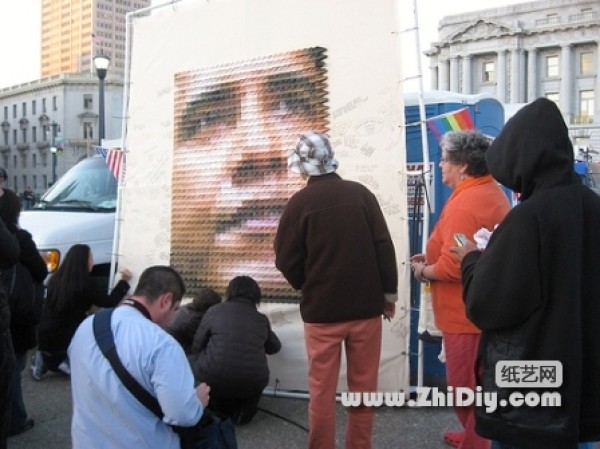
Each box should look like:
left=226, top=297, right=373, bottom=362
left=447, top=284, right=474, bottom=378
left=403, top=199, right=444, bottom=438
left=304, top=317, right=382, bottom=449
left=443, top=332, right=490, bottom=449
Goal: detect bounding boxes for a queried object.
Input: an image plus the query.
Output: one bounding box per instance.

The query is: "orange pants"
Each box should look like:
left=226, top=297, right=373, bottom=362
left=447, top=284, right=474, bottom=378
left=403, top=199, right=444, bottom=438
left=443, top=332, right=490, bottom=449
left=304, top=316, right=382, bottom=449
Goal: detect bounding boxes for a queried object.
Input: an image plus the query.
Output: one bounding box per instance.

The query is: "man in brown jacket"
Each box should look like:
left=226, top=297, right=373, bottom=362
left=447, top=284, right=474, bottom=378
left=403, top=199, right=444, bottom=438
left=274, top=132, right=398, bottom=449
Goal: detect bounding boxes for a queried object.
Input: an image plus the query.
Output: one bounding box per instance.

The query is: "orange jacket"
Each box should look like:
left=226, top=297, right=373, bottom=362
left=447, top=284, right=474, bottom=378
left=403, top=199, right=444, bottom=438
left=426, top=175, right=510, bottom=333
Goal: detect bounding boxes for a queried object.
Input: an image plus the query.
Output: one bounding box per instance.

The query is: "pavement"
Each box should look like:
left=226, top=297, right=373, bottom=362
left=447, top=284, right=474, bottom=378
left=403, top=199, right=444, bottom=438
left=7, top=348, right=461, bottom=449
left=7, top=350, right=600, bottom=449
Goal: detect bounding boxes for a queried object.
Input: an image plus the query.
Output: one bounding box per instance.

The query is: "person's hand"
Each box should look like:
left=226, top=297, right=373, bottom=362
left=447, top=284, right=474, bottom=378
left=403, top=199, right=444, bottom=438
left=383, top=302, right=395, bottom=321
left=119, top=268, right=133, bottom=282
left=410, top=253, right=426, bottom=264
left=196, top=382, right=210, bottom=408
left=411, top=261, right=428, bottom=282
left=449, top=239, right=479, bottom=262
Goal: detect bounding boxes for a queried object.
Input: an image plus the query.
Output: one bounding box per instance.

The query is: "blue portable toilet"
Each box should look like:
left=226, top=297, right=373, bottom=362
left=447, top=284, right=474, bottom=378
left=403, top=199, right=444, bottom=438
left=404, top=91, right=505, bottom=387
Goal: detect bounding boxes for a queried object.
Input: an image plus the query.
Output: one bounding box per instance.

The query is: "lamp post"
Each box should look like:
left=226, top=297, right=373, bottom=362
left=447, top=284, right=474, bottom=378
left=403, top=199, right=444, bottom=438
left=50, top=121, right=59, bottom=185
left=93, top=54, right=111, bottom=146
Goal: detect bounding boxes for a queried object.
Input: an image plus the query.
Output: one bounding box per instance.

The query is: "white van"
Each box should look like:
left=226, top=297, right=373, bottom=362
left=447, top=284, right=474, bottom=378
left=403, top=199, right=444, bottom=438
left=20, top=156, right=117, bottom=279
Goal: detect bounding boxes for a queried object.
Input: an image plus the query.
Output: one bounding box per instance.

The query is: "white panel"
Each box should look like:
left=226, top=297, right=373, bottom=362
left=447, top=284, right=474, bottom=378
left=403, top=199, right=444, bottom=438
left=118, top=0, right=409, bottom=394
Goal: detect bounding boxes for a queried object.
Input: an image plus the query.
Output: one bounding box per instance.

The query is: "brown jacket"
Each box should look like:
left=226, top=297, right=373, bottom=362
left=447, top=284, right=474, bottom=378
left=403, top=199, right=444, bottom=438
left=274, top=173, right=397, bottom=323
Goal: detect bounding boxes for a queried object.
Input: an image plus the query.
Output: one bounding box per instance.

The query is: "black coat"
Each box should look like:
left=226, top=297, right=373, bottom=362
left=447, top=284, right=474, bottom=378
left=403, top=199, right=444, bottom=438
left=9, top=229, right=48, bottom=353
left=189, top=296, right=281, bottom=398
left=461, top=98, right=600, bottom=448
left=0, top=219, right=19, bottom=332
left=166, top=306, right=208, bottom=354
left=38, top=278, right=129, bottom=353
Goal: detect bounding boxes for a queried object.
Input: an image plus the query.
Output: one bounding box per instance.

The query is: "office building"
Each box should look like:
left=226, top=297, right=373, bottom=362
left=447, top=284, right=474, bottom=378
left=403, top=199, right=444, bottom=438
left=41, top=0, right=151, bottom=78
left=426, top=0, right=600, bottom=153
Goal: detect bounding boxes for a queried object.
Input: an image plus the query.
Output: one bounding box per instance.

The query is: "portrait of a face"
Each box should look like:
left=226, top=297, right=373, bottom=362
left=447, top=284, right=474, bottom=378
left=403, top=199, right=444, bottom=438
left=172, top=47, right=330, bottom=300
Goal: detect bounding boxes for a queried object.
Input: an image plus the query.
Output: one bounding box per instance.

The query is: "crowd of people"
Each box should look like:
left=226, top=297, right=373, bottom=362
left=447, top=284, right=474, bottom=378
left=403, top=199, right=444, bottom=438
left=0, top=118, right=599, bottom=449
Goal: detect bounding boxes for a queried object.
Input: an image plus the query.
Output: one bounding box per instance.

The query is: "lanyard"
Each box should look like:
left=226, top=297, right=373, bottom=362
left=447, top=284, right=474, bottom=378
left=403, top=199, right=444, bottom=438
left=121, top=298, right=151, bottom=320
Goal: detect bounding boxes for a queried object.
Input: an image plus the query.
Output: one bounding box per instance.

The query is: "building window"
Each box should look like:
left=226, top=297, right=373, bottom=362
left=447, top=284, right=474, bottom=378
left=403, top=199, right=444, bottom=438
left=545, top=92, right=559, bottom=104
left=32, top=100, right=36, bottom=115
left=12, top=155, right=16, bottom=168
left=22, top=102, right=27, bottom=117
left=581, top=8, right=593, bottom=19
left=22, top=129, right=27, bottom=143
left=84, top=94, right=93, bottom=110
left=43, top=174, right=47, bottom=189
left=33, top=175, right=37, bottom=190
left=52, top=96, right=58, bottom=111
left=3, top=106, right=7, bottom=121
left=32, top=126, right=37, bottom=143
left=483, top=61, right=495, bottom=83
left=83, top=123, right=94, bottom=140
left=580, top=90, right=594, bottom=118
left=42, top=98, right=47, bottom=113
left=12, top=105, right=17, bottom=119
left=12, top=130, right=17, bottom=145
left=580, top=51, right=594, bottom=76
left=33, top=153, right=37, bottom=168
left=546, top=55, right=559, bottom=78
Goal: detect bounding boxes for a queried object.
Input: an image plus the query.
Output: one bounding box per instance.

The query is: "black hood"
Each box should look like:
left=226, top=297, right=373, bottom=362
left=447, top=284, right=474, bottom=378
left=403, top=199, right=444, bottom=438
left=486, top=97, right=578, bottom=200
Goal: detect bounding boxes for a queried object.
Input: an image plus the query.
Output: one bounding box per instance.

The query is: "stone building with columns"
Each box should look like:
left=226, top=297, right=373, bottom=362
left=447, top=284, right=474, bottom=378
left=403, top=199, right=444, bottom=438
left=426, top=0, right=600, bottom=154
left=0, top=74, right=123, bottom=197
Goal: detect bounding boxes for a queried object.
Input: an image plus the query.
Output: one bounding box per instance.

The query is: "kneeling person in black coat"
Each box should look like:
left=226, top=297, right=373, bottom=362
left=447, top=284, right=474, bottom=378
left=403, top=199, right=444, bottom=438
left=189, top=276, right=281, bottom=425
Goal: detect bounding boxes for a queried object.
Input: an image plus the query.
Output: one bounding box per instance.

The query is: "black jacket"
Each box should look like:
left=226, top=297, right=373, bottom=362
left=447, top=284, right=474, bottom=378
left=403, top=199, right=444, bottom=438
left=0, top=219, right=19, bottom=332
left=461, top=98, right=600, bottom=448
left=166, top=306, right=209, bottom=354
left=38, top=278, right=130, bottom=353
left=9, top=229, right=48, bottom=353
left=189, top=296, right=281, bottom=398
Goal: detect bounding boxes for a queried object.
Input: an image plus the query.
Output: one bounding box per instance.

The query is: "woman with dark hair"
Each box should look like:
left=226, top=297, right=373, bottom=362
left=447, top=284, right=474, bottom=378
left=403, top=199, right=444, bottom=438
left=0, top=189, right=47, bottom=436
left=410, top=131, right=511, bottom=449
left=32, top=244, right=132, bottom=380
left=189, top=276, right=281, bottom=424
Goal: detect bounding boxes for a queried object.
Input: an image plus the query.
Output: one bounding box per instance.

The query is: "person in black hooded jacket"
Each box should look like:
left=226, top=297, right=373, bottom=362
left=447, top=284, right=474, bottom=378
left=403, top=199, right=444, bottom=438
left=454, top=98, right=600, bottom=449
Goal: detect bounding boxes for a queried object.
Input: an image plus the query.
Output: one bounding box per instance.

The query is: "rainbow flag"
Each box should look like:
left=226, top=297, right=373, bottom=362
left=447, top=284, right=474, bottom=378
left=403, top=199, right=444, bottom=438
left=426, top=107, right=475, bottom=141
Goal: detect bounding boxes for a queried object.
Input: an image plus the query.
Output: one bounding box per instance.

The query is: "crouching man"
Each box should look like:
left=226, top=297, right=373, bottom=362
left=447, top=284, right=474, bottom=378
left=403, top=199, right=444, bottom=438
left=69, top=266, right=210, bottom=449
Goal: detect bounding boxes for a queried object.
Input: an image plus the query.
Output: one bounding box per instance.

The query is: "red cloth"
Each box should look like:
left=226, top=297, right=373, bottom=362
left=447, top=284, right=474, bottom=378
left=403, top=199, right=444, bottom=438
left=444, top=332, right=490, bottom=449
left=304, top=317, right=382, bottom=449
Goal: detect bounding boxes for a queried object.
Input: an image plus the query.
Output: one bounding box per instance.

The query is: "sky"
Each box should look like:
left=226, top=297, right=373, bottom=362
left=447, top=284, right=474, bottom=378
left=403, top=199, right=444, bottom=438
left=0, top=0, right=523, bottom=91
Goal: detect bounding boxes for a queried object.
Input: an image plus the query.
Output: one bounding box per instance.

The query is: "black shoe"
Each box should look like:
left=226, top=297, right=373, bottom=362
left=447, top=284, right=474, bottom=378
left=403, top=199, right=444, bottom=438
left=8, top=418, right=34, bottom=437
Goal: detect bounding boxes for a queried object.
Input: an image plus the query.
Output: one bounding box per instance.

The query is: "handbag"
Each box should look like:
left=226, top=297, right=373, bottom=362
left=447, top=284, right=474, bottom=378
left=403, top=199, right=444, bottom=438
left=92, top=308, right=238, bottom=449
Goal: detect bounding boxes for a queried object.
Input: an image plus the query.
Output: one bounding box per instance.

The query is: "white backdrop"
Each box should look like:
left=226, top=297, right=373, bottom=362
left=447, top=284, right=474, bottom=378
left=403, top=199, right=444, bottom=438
left=117, top=0, right=411, bottom=394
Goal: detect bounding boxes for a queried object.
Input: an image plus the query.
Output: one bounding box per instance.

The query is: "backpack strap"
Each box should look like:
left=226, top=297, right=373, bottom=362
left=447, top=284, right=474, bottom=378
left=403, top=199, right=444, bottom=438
left=92, top=308, right=164, bottom=419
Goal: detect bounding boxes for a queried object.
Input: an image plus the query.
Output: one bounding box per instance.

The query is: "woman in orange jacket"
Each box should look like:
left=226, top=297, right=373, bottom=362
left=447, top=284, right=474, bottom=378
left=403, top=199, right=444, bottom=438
left=411, top=131, right=511, bottom=449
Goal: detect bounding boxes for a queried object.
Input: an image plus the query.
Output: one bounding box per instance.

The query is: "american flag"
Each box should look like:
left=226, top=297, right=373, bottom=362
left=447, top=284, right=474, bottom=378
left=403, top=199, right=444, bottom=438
left=95, top=146, right=125, bottom=181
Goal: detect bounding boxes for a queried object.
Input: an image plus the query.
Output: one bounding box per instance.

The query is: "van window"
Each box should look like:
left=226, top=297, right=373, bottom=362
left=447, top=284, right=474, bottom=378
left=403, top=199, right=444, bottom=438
left=36, top=157, right=117, bottom=211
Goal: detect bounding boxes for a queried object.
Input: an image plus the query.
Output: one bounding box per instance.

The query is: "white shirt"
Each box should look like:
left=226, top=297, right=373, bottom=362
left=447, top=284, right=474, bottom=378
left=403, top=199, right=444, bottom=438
left=68, top=305, right=203, bottom=449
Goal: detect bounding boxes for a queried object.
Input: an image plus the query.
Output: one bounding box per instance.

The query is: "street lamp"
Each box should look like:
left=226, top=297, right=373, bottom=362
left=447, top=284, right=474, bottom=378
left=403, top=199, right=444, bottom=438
left=93, top=54, right=111, bottom=146
left=50, top=121, right=60, bottom=185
